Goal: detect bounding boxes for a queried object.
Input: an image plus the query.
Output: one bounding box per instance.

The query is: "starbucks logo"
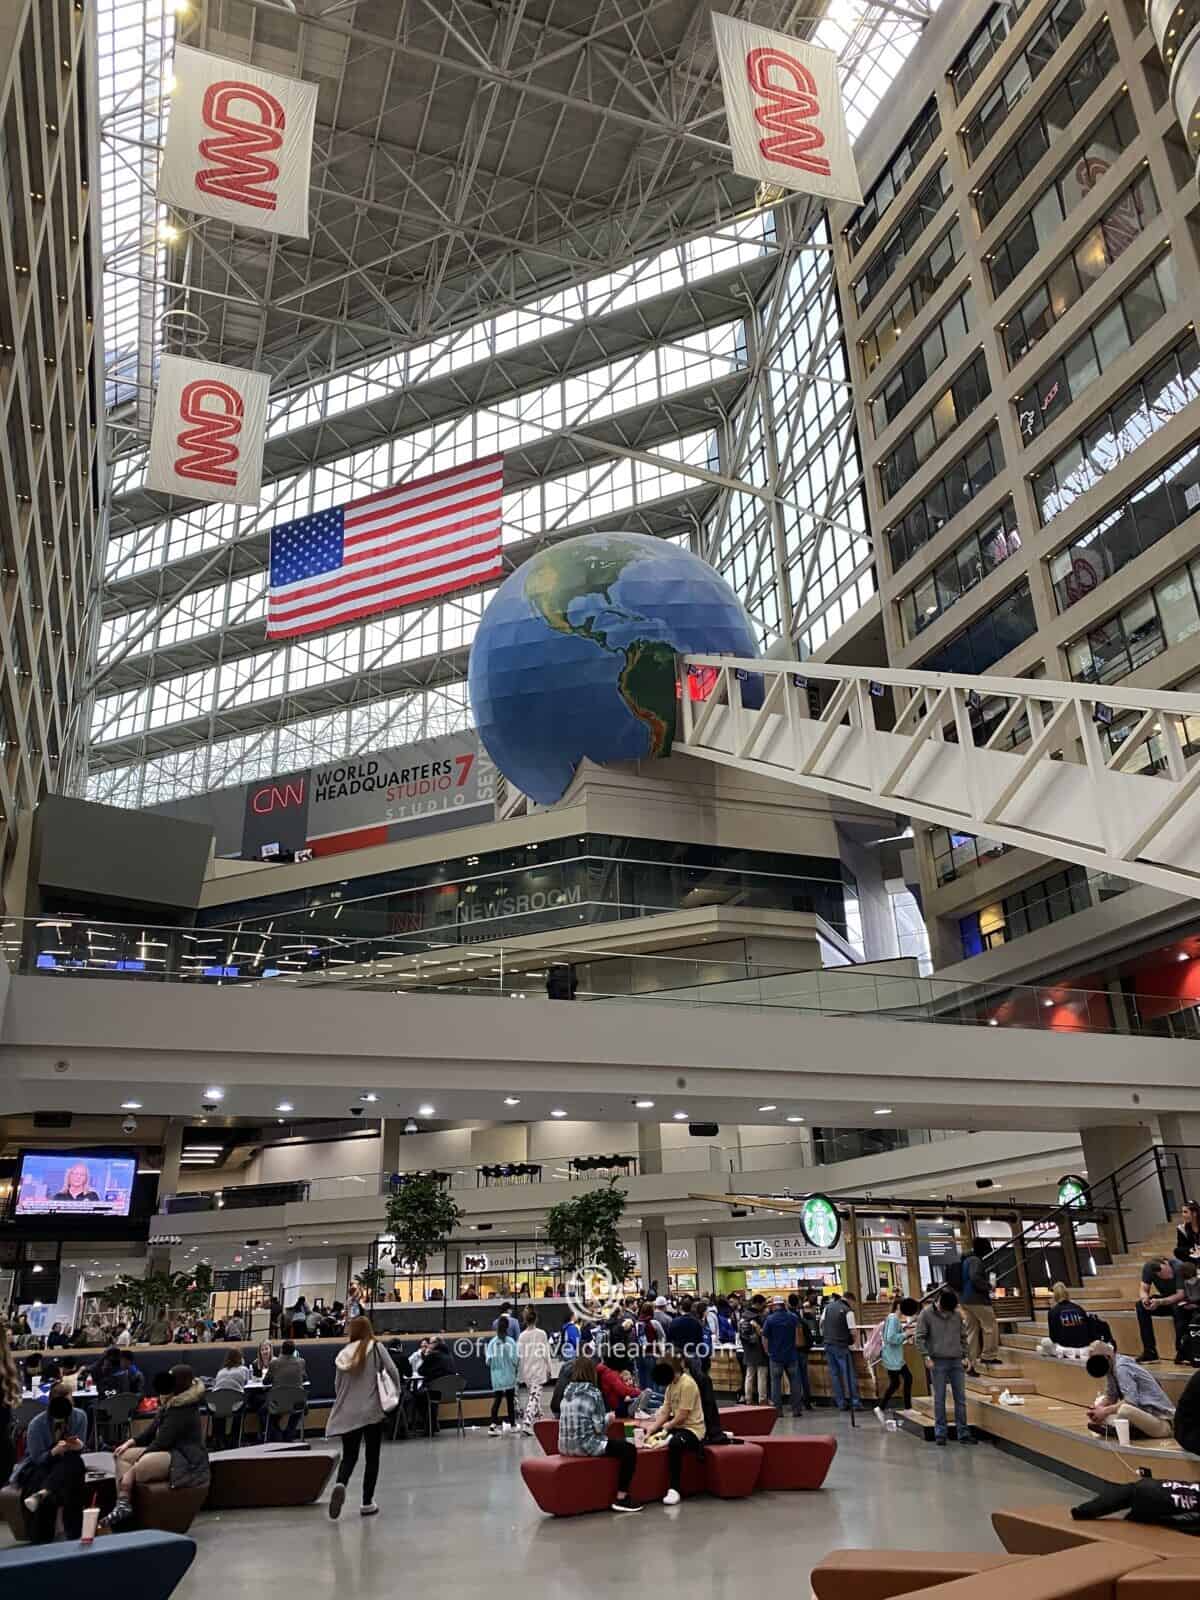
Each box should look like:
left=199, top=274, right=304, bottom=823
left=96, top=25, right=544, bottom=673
left=800, top=1193, right=841, bottom=1251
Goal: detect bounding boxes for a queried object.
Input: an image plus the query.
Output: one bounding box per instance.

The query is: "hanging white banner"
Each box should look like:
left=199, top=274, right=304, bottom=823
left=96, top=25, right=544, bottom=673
left=159, top=45, right=319, bottom=238
left=712, top=15, right=862, bottom=206
left=146, top=353, right=270, bottom=506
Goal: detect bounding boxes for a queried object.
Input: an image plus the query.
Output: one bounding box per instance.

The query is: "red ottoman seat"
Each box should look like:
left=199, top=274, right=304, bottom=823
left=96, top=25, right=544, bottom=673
left=532, top=1418, right=624, bottom=1455
left=717, top=1405, right=777, bottom=1437
left=756, top=1434, right=837, bottom=1490
left=521, top=1451, right=673, bottom=1515
left=704, top=1442, right=763, bottom=1498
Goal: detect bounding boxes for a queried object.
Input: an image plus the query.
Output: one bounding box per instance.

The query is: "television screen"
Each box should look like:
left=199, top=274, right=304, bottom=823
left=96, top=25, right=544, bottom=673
left=14, top=1151, right=138, bottom=1217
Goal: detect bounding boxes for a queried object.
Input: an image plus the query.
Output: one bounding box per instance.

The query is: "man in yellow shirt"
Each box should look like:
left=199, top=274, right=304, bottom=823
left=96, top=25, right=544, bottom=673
left=635, top=1356, right=706, bottom=1505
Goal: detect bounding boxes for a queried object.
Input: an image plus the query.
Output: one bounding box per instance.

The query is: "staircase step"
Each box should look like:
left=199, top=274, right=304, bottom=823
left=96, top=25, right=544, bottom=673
left=1017, top=1352, right=1197, bottom=1407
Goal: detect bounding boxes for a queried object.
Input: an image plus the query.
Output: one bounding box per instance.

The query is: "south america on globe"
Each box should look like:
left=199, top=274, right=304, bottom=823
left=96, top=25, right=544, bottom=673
left=468, top=531, right=762, bottom=804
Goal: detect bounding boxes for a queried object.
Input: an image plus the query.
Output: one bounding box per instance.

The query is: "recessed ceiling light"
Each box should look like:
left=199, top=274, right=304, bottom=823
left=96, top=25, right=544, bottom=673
left=503, top=1097, right=521, bottom=1106
left=203, top=1087, right=224, bottom=1100
left=359, top=1092, right=379, bottom=1103
left=673, top=1111, right=688, bottom=1121
left=758, top=1104, right=777, bottom=1112
left=550, top=1108, right=567, bottom=1118
left=786, top=1115, right=804, bottom=1123
left=635, top=1099, right=655, bottom=1109
left=276, top=1101, right=294, bottom=1112
left=417, top=1104, right=435, bottom=1117
left=120, top=1100, right=142, bottom=1110
left=874, top=1107, right=893, bottom=1115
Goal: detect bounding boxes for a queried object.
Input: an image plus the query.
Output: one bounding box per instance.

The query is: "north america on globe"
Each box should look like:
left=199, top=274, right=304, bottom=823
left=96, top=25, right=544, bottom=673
left=468, top=532, right=761, bottom=805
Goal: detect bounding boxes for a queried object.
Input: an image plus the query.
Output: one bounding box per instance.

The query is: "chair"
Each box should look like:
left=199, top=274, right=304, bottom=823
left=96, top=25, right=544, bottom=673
left=425, top=1375, right=466, bottom=1437
left=266, top=1385, right=307, bottom=1442
left=14, top=1398, right=44, bottom=1438
left=94, top=1392, right=138, bottom=1450
left=205, top=1388, right=245, bottom=1450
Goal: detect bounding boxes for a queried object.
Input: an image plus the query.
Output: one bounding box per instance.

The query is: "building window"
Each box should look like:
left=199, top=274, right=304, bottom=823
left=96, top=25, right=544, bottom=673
left=919, top=579, right=1036, bottom=675
left=1066, top=556, right=1200, bottom=685
left=958, top=863, right=1092, bottom=957
left=860, top=222, right=965, bottom=377
left=898, top=499, right=1020, bottom=642
left=1032, top=319, right=1197, bottom=527
left=973, top=22, right=1118, bottom=225
left=1016, top=254, right=1177, bottom=447
left=847, top=100, right=942, bottom=258
left=886, top=427, right=1004, bottom=571
left=870, top=289, right=976, bottom=435
left=929, top=827, right=1010, bottom=885
left=878, top=352, right=990, bottom=504
left=950, top=0, right=1041, bottom=103
left=851, top=165, right=949, bottom=317
left=1001, top=172, right=1158, bottom=368
left=1050, top=441, right=1200, bottom=614
left=961, top=0, right=1089, bottom=161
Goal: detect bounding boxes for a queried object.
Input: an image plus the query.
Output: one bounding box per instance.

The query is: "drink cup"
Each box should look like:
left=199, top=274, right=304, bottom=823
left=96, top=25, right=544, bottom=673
left=81, top=1507, right=99, bottom=1544
left=1113, top=1417, right=1131, bottom=1448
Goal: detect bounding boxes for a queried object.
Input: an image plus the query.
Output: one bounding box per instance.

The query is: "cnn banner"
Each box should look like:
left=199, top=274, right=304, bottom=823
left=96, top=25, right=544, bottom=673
left=146, top=354, right=270, bottom=506
left=158, top=45, right=319, bottom=238
left=712, top=14, right=862, bottom=206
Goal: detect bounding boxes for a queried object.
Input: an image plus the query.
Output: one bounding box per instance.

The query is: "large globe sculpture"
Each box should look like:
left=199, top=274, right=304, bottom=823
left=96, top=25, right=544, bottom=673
left=468, top=531, right=761, bottom=804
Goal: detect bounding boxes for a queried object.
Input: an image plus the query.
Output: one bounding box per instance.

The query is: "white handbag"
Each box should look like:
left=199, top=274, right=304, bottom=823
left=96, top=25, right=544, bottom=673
left=374, top=1343, right=400, bottom=1413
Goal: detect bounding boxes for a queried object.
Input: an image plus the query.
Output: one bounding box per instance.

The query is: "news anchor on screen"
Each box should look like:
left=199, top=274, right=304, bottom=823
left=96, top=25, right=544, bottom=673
left=53, top=1163, right=100, bottom=1202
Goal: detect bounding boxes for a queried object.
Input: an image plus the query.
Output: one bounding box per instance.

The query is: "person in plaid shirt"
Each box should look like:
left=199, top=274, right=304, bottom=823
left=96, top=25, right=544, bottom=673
left=556, top=1355, right=641, bottom=1513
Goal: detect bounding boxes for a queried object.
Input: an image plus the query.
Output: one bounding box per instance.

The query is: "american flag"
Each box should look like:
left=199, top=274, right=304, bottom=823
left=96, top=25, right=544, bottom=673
left=265, top=454, right=504, bottom=640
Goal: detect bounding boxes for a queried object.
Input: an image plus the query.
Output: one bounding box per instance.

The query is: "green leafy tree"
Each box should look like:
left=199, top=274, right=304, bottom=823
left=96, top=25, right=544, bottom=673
left=545, top=1180, right=633, bottom=1283
left=356, top=1264, right=386, bottom=1305
left=383, top=1175, right=464, bottom=1293
left=99, top=1263, right=214, bottom=1325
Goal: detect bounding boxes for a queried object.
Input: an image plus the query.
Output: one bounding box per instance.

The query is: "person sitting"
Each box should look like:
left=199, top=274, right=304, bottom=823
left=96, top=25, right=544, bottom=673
left=594, top=1357, right=642, bottom=1418
left=1085, top=1344, right=1176, bottom=1441
left=1176, top=1201, right=1200, bottom=1265
left=635, top=1355, right=706, bottom=1506
left=45, top=1322, right=69, bottom=1351
left=57, top=1358, right=83, bottom=1397
left=266, top=1340, right=308, bottom=1441
left=210, top=1348, right=252, bottom=1449
left=89, top=1346, right=127, bottom=1396
left=1137, top=1257, right=1188, bottom=1363
left=414, top=1338, right=456, bottom=1437
left=102, top=1365, right=210, bottom=1528
left=1047, top=1282, right=1115, bottom=1350
left=118, top=1349, right=145, bottom=1396
left=1175, top=1367, right=1200, bottom=1457
left=556, top=1354, right=641, bottom=1514
left=18, top=1384, right=88, bottom=1542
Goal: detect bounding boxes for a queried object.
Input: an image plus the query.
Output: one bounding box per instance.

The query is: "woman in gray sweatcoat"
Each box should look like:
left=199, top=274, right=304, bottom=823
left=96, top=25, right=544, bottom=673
left=325, top=1315, right=402, bottom=1520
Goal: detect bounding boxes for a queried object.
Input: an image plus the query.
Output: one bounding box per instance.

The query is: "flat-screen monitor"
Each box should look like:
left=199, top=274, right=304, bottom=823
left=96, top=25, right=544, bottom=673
left=14, top=1151, right=138, bottom=1218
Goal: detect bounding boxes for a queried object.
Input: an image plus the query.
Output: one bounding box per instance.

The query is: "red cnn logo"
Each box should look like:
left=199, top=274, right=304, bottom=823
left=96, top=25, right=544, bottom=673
left=196, top=80, right=286, bottom=212
left=174, top=379, right=244, bottom=488
left=251, top=779, right=305, bottom=815
left=744, top=48, right=831, bottom=176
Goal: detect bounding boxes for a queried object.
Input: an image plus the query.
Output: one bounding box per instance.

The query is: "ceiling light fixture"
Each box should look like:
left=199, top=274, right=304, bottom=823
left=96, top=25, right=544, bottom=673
left=758, top=1104, right=777, bottom=1112
left=503, top=1097, right=521, bottom=1106
left=635, top=1099, right=655, bottom=1109
left=673, top=1111, right=688, bottom=1121
left=203, top=1087, right=224, bottom=1101
left=550, top=1108, right=567, bottom=1118
left=874, top=1107, right=893, bottom=1115
left=786, top=1115, right=805, bottom=1123
left=120, top=1100, right=142, bottom=1110
left=276, top=1102, right=294, bottom=1113
left=417, top=1104, right=435, bottom=1117
left=359, top=1092, right=379, bottom=1103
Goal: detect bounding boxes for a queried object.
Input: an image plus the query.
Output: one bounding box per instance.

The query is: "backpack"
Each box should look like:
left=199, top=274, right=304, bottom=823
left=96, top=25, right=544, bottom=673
left=863, top=1319, right=886, bottom=1367
left=944, top=1257, right=966, bottom=1294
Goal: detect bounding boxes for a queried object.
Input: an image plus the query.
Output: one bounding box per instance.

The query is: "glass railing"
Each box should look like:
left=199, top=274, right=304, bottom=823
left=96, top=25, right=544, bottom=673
left=4, top=914, right=1197, bottom=1038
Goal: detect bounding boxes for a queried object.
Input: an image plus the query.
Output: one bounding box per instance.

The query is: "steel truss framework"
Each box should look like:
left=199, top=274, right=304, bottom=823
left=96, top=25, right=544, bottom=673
left=88, top=0, right=936, bottom=808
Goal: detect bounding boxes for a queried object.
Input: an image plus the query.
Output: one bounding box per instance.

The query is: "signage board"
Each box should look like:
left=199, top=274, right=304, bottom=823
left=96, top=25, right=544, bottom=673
left=714, top=1231, right=845, bottom=1266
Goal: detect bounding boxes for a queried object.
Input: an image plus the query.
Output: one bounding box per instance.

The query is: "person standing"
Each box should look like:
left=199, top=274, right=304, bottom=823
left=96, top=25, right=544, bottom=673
left=665, top=1297, right=705, bottom=1363
left=486, top=1314, right=519, bottom=1435
left=560, top=1309, right=581, bottom=1360
left=224, top=1309, right=245, bottom=1342
left=960, top=1238, right=1000, bottom=1373
left=557, top=1354, right=642, bottom=1514
left=821, top=1290, right=861, bottom=1411
left=762, top=1296, right=805, bottom=1416
left=916, top=1289, right=976, bottom=1446
left=875, top=1297, right=919, bottom=1420
left=325, top=1316, right=401, bottom=1519
left=517, top=1307, right=553, bottom=1436
left=739, top=1295, right=769, bottom=1404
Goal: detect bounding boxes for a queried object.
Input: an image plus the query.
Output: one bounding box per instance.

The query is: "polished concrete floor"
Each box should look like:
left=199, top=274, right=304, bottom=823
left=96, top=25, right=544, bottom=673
left=157, top=1413, right=1079, bottom=1597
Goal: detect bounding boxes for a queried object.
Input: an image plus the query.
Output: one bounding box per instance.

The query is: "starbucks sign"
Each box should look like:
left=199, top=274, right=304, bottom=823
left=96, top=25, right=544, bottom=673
left=800, top=1194, right=842, bottom=1252
left=1057, top=1175, right=1088, bottom=1210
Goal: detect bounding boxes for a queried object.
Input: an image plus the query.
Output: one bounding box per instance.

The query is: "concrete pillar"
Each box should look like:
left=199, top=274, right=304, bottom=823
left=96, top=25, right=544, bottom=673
left=694, top=1234, right=715, bottom=1296
left=1080, top=1125, right=1163, bottom=1253
left=334, top=1252, right=352, bottom=1304
left=158, top=1119, right=184, bottom=1213
left=641, top=1220, right=669, bottom=1295
left=638, top=1122, right=663, bottom=1176
left=1157, top=1116, right=1200, bottom=1210
left=378, top=1120, right=402, bottom=1184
